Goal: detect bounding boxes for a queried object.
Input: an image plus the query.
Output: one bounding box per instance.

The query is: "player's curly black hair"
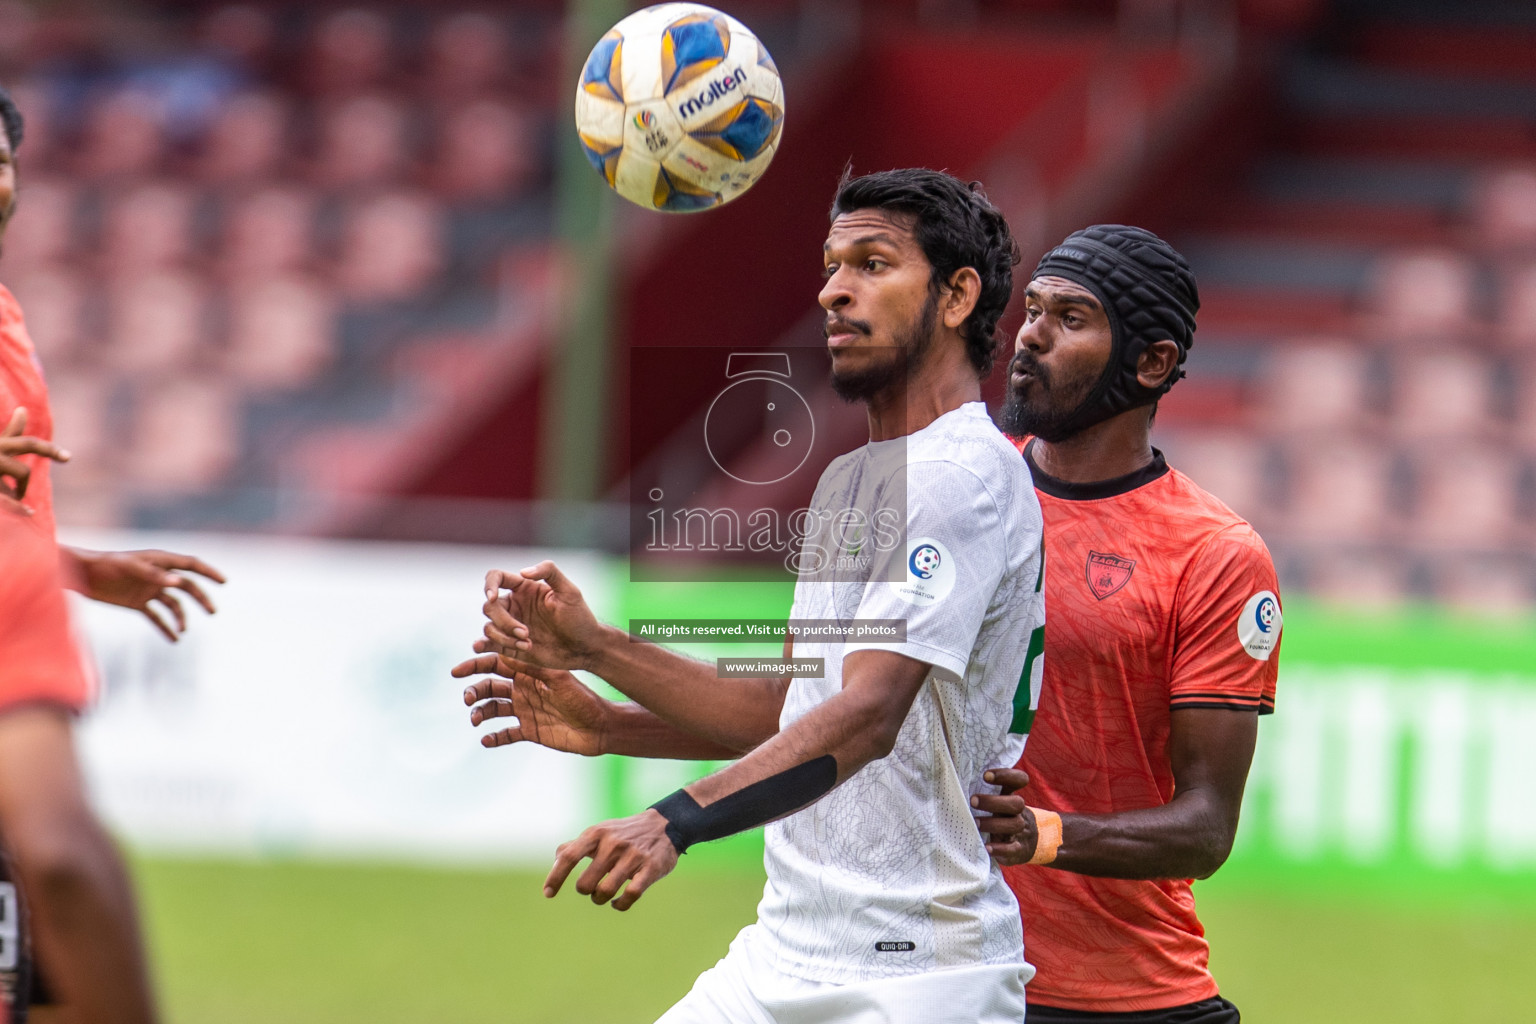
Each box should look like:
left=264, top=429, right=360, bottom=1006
left=0, top=84, right=22, bottom=154
left=830, top=167, right=1020, bottom=377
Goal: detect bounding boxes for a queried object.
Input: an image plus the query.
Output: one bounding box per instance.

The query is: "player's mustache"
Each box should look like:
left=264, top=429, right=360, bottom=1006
left=1008, top=352, right=1049, bottom=389
left=823, top=316, right=871, bottom=339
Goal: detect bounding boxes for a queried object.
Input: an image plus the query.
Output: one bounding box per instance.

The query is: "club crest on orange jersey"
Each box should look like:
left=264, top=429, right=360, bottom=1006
left=1085, top=551, right=1136, bottom=601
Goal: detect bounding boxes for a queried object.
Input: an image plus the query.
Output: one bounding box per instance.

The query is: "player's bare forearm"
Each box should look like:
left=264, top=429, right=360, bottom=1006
left=684, top=650, right=929, bottom=810
left=583, top=625, right=789, bottom=752
left=0, top=708, right=158, bottom=1024
left=982, top=707, right=1258, bottom=878
left=605, top=700, right=749, bottom=759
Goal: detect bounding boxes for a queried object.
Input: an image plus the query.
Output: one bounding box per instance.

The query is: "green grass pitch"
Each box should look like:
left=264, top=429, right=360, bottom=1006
left=131, top=856, right=1536, bottom=1024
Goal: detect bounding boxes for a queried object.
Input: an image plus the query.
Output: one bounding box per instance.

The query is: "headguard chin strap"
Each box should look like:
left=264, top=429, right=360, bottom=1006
left=1031, top=224, right=1200, bottom=436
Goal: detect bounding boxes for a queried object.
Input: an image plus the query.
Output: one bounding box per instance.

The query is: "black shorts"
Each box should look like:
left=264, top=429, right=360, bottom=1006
left=1026, top=996, right=1240, bottom=1024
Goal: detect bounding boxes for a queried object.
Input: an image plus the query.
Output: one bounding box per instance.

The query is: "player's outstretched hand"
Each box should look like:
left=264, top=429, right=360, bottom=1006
left=973, top=767, right=1038, bottom=865
left=545, top=809, right=679, bottom=912
left=456, top=656, right=613, bottom=757
left=0, top=407, right=69, bottom=501
left=72, top=548, right=227, bottom=643
left=480, top=561, right=608, bottom=671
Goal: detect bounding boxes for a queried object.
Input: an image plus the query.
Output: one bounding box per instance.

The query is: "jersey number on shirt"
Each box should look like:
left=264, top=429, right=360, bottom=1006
left=1009, top=559, right=1046, bottom=736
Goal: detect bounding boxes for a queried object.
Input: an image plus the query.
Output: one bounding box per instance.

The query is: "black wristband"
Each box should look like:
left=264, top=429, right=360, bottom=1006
left=649, top=754, right=838, bottom=855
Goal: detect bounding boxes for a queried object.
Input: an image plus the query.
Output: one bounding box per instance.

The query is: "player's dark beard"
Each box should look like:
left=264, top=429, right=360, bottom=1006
left=997, top=349, right=1105, bottom=442
left=827, top=293, right=937, bottom=403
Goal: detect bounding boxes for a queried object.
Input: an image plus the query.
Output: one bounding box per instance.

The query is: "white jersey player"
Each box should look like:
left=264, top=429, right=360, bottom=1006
left=458, top=168, right=1044, bottom=1023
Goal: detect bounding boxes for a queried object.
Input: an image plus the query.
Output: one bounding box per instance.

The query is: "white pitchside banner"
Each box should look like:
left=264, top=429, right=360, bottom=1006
left=62, top=531, right=614, bottom=864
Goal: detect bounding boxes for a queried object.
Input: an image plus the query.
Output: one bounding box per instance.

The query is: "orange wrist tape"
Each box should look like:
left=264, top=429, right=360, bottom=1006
left=1028, top=808, right=1062, bottom=865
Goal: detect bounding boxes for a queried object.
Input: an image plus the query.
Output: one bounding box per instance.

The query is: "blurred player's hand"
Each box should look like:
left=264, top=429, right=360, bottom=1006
left=456, top=656, right=612, bottom=756
left=70, top=548, right=226, bottom=643
left=545, top=808, right=678, bottom=912
left=972, top=767, right=1038, bottom=865
left=479, top=561, right=609, bottom=671
left=0, top=407, right=69, bottom=501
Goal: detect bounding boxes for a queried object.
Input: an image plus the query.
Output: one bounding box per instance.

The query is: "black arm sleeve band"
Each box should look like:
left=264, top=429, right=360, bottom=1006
left=650, top=754, right=837, bottom=854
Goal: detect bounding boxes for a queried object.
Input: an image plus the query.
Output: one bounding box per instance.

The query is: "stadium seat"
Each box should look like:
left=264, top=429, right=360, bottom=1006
left=197, top=5, right=277, bottom=73
left=335, top=191, right=444, bottom=302
left=128, top=377, right=240, bottom=490
left=224, top=275, right=336, bottom=389
left=76, top=90, right=166, bottom=181
left=427, top=100, right=535, bottom=202
left=1255, top=340, right=1374, bottom=432
left=422, top=12, right=511, bottom=103
left=306, top=9, right=394, bottom=97
left=311, top=95, right=411, bottom=189
left=1, top=81, right=59, bottom=172
left=6, top=269, right=86, bottom=361
left=218, top=186, right=317, bottom=280
left=1473, top=166, right=1536, bottom=254
left=1388, top=351, right=1494, bottom=440
left=1359, top=249, right=1478, bottom=343
left=1283, top=441, right=1397, bottom=542
left=1497, top=262, right=1536, bottom=348
left=1408, top=446, right=1521, bottom=546
left=44, top=373, right=114, bottom=473
left=1436, top=553, right=1535, bottom=614
left=107, top=272, right=208, bottom=375
left=195, top=92, right=291, bottom=184
left=1305, top=549, right=1410, bottom=608
left=100, top=184, right=198, bottom=275
left=0, top=178, right=77, bottom=271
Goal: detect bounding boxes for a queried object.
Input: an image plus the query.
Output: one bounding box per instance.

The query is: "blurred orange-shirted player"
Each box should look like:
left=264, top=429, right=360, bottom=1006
left=0, top=509, right=159, bottom=1024
left=972, top=226, right=1281, bottom=1024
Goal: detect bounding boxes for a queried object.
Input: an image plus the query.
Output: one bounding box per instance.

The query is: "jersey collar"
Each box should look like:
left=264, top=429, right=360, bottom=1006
left=1023, top=438, right=1170, bottom=500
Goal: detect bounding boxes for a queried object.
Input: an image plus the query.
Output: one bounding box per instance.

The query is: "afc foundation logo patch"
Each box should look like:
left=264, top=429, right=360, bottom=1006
left=1085, top=551, right=1136, bottom=601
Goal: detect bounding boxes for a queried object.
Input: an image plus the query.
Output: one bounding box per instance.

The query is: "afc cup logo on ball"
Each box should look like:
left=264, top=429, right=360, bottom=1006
left=1255, top=596, right=1278, bottom=633
left=633, top=109, right=656, bottom=130
left=909, top=544, right=942, bottom=580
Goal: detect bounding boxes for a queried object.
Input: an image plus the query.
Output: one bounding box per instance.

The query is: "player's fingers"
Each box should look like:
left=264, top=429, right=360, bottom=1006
left=481, top=725, right=526, bottom=748
left=520, top=561, right=579, bottom=599
left=484, top=621, right=532, bottom=653
left=482, top=598, right=531, bottom=639
left=0, top=453, right=30, bottom=499
left=973, top=814, right=1025, bottom=837
left=971, top=793, right=1026, bottom=817
left=611, top=861, right=663, bottom=912
left=484, top=569, right=510, bottom=601
left=0, top=436, right=69, bottom=463
left=544, top=833, right=598, bottom=897
left=149, top=552, right=227, bottom=585
left=590, top=850, right=643, bottom=906
left=573, top=841, right=623, bottom=899
left=469, top=698, right=517, bottom=725
left=165, top=572, right=218, bottom=615
left=154, top=590, right=188, bottom=634
left=140, top=604, right=179, bottom=643
left=984, top=767, right=1030, bottom=793
left=462, top=677, right=514, bottom=704
left=453, top=654, right=504, bottom=682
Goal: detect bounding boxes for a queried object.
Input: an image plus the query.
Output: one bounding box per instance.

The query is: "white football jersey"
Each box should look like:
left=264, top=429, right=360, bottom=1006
left=753, top=401, right=1046, bottom=984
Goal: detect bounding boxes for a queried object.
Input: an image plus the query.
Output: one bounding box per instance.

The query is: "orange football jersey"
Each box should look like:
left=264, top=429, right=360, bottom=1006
left=0, top=284, right=58, bottom=540
left=1004, top=438, right=1281, bottom=1013
left=0, top=512, right=89, bottom=715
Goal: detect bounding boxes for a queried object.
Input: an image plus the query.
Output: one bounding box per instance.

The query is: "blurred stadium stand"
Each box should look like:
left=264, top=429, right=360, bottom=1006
left=3, top=0, right=1533, bottom=607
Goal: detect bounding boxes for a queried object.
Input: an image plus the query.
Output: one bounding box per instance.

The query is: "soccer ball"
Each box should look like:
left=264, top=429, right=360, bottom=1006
left=574, top=3, right=785, bottom=213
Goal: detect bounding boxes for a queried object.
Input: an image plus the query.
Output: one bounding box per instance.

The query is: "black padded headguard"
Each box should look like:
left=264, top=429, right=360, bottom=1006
left=1031, top=224, right=1199, bottom=433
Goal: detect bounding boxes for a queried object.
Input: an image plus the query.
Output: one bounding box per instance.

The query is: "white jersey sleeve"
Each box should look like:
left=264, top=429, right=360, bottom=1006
left=843, top=458, right=1009, bottom=680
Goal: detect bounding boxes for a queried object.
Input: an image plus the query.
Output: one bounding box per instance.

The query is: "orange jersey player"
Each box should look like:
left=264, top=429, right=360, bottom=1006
left=0, top=85, right=225, bottom=642
left=0, top=509, right=159, bottom=1024
left=974, top=225, right=1281, bottom=1023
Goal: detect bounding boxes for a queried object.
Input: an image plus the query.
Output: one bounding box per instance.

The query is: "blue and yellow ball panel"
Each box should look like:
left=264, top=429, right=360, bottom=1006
left=756, top=38, right=779, bottom=77
left=582, top=30, right=624, bottom=103
left=578, top=133, right=623, bottom=188
left=652, top=166, right=721, bottom=212
left=688, top=98, right=783, bottom=162
left=661, top=13, right=731, bottom=95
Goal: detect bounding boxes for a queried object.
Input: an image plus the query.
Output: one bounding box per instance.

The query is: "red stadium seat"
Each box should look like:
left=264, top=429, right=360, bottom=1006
left=422, top=13, right=512, bottom=103
left=196, top=92, right=291, bottom=184
left=76, top=90, right=166, bottom=181
left=427, top=100, right=535, bottom=202
left=1497, top=263, right=1536, bottom=348
left=310, top=95, right=411, bottom=189
left=1255, top=340, right=1374, bottom=433
left=128, top=378, right=240, bottom=490
left=1306, top=550, right=1410, bottom=608
left=1161, top=433, right=1270, bottom=526
left=218, top=186, right=318, bottom=281
left=306, top=9, right=394, bottom=97
left=1359, top=249, right=1478, bottom=344
left=6, top=269, right=86, bottom=362
left=1283, top=441, right=1397, bottom=542
left=106, top=271, right=208, bottom=376
left=1473, top=167, right=1536, bottom=254
left=100, top=184, right=198, bottom=276
left=1388, top=351, right=1494, bottom=440
left=224, top=275, right=336, bottom=390
left=1409, top=446, right=1521, bottom=547
left=0, top=178, right=77, bottom=272
left=334, top=191, right=444, bottom=302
